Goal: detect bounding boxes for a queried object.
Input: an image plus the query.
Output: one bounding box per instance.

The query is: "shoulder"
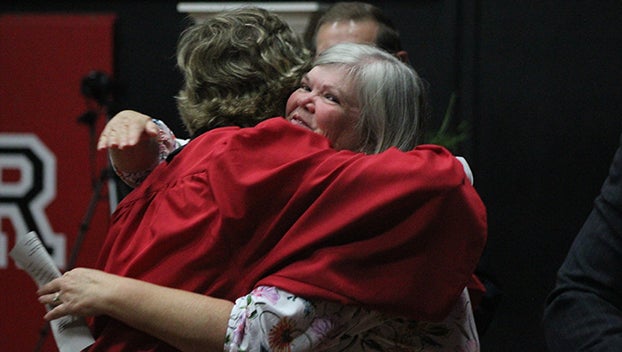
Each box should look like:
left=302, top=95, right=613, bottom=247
left=191, top=117, right=331, bottom=151
left=368, top=144, right=471, bottom=188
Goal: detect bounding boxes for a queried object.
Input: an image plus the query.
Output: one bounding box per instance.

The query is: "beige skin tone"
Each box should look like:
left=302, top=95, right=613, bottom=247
left=96, top=113, right=161, bottom=174
left=38, top=269, right=231, bottom=352
left=38, top=65, right=365, bottom=351
left=286, top=65, right=362, bottom=151
left=315, top=20, right=409, bottom=62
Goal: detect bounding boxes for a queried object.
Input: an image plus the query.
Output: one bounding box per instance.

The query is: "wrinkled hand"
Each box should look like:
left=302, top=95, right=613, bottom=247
left=37, top=268, right=118, bottom=321
left=97, top=110, right=159, bottom=151
left=96, top=110, right=161, bottom=174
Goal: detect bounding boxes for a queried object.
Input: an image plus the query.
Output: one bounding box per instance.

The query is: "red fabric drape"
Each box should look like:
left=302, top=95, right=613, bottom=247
left=0, top=14, right=115, bottom=351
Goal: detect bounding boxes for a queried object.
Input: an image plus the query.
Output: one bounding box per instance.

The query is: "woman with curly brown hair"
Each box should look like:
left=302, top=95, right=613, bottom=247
left=38, top=8, right=486, bottom=352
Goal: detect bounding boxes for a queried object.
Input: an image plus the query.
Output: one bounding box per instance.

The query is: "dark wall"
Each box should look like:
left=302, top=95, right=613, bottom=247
left=386, top=1, right=622, bottom=350
left=372, top=2, right=622, bottom=350
left=4, top=1, right=622, bottom=351
left=473, top=2, right=622, bottom=350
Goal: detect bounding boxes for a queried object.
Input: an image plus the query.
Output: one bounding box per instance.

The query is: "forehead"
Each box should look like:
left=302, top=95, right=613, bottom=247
left=306, top=65, right=358, bottom=103
left=315, top=19, right=379, bottom=54
left=306, top=65, right=348, bottom=86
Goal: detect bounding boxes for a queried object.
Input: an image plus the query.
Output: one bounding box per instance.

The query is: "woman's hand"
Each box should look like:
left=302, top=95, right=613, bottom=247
left=37, top=268, right=118, bottom=321
left=38, top=267, right=233, bottom=351
left=97, top=110, right=159, bottom=151
left=96, top=110, right=161, bottom=174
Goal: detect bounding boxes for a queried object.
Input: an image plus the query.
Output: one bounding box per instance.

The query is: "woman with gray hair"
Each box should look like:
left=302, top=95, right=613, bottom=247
left=40, top=35, right=484, bottom=352
left=288, top=42, right=427, bottom=154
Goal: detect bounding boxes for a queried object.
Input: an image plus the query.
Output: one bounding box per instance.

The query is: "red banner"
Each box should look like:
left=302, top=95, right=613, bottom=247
left=0, top=14, right=116, bottom=351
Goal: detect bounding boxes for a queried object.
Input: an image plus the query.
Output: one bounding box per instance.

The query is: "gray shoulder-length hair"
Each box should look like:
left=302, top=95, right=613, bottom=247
left=314, top=42, right=428, bottom=154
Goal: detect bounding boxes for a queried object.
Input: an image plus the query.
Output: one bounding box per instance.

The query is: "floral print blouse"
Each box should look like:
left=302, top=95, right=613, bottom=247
left=225, top=286, right=479, bottom=352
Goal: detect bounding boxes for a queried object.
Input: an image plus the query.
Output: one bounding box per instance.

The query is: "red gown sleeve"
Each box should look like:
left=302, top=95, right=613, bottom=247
left=240, top=126, right=487, bottom=321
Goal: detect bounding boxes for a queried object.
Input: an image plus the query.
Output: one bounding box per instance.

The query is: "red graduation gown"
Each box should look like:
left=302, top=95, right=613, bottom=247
left=90, top=117, right=487, bottom=351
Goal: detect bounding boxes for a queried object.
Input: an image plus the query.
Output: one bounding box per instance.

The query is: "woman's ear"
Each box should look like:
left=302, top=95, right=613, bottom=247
left=395, top=50, right=409, bottom=64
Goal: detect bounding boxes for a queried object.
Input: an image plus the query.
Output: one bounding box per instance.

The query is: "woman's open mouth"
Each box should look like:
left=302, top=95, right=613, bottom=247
left=289, top=115, right=313, bottom=131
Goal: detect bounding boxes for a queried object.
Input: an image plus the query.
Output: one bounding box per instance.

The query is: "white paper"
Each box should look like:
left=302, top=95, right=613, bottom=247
left=10, top=231, right=95, bottom=352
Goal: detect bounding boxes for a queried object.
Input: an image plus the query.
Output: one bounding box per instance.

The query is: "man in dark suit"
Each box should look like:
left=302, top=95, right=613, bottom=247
left=544, top=133, right=622, bottom=350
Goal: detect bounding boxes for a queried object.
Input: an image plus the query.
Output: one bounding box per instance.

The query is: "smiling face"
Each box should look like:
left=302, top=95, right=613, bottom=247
left=285, top=65, right=362, bottom=151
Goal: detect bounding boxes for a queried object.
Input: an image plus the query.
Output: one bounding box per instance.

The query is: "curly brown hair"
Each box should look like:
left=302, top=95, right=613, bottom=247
left=176, top=7, right=311, bottom=135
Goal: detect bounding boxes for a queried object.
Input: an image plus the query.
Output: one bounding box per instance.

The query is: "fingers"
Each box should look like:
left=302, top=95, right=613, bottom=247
left=37, top=277, right=61, bottom=296
left=144, top=119, right=160, bottom=137
left=38, top=291, right=62, bottom=307
left=37, top=268, right=106, bottom=320
left=97, top=110, right=155, bottom=151
left=37, top=274, right=66, bottom=316
left=38, top=289, right=67, bottom=320
left=52, top=291, right=61, bottom=305
left=97, top=114, right=135, bottom=150
left=43, top=299, right=68, bottom=321
left=37, top=273, right=74, bottom=321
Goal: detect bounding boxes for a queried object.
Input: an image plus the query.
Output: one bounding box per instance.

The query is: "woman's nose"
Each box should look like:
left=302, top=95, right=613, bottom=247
left=299, top=93, right=315, bottom=112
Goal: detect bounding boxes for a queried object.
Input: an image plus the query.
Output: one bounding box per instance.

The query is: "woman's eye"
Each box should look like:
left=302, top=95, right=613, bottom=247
left=325, top=94, right=340, bottom=104
left=300, top=83, right=311, bottom=92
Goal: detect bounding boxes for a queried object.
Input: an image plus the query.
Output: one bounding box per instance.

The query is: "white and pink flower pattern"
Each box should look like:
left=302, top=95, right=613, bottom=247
left=225, top=286, right=479, bottom=352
